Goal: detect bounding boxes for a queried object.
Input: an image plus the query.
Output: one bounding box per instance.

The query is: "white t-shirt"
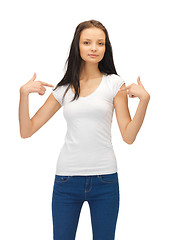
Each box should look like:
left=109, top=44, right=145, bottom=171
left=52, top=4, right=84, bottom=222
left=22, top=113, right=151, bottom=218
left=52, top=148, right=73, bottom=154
left=52, top=73, right=125, bottom=176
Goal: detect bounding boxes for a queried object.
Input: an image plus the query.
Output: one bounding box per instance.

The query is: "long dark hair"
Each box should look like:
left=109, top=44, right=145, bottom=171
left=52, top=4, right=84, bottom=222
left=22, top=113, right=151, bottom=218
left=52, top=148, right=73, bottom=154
left=53, top=19, right=119, bottom=104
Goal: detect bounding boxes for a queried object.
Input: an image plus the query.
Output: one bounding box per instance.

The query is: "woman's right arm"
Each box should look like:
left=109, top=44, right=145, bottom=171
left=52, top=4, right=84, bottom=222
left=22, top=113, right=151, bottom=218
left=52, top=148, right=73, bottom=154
left=19, top=73, right=61, bottom=138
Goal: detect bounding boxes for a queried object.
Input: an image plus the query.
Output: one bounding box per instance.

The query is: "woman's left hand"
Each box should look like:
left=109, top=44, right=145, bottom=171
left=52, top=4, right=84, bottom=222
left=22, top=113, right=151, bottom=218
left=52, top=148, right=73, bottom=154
left=119, top=76, right=150, bottom=101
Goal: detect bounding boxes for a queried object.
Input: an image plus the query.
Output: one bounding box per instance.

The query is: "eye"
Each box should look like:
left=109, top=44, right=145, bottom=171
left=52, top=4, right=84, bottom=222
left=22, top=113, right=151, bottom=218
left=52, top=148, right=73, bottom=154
left=99, top=43, right=104, bottom=45
left=83, top=41, right=89, bottom=44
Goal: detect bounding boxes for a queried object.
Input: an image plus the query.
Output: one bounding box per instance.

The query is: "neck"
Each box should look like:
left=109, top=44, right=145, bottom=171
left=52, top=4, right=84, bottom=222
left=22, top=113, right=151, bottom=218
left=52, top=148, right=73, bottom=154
left=79, top=61, right=102, bottom=80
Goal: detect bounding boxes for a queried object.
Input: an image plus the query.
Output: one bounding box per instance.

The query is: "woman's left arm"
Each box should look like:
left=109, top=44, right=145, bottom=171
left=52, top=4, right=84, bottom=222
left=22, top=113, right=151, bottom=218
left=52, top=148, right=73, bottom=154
left=114, top=76, right=150, bottom=144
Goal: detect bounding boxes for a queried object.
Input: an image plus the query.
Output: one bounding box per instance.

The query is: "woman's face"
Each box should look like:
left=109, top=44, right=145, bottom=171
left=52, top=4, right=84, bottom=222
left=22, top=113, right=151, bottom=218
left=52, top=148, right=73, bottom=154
left=79, top=27, right=106, bottom=64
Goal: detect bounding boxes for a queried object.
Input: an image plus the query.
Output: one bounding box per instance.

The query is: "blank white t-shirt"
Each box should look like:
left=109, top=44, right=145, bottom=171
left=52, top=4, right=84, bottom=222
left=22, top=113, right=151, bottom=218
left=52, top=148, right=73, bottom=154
left=52, top=73, right=125, bottom=176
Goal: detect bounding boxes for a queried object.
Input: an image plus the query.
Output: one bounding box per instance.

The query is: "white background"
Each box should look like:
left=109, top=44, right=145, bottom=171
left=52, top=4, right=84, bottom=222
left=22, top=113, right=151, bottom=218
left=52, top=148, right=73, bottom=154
left=0, top=0, right=179, bottom=239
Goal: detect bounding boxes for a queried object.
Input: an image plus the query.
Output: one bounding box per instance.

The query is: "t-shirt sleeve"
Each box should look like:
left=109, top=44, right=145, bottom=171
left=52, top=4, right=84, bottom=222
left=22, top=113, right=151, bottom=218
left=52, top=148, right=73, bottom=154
left=51, top=86, right=64, bottom=106
left=112, top=74, right=126, bottom=98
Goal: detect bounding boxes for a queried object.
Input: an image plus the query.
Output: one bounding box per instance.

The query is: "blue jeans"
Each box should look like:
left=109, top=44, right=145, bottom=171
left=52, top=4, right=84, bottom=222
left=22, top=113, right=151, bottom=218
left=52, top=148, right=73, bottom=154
left=52, top=172, right=120, bottom=240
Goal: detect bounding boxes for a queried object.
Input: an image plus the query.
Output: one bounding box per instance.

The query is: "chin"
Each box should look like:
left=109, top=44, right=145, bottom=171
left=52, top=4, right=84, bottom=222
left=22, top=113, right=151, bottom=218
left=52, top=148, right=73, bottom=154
left=86, top=59, right=99, bottom=64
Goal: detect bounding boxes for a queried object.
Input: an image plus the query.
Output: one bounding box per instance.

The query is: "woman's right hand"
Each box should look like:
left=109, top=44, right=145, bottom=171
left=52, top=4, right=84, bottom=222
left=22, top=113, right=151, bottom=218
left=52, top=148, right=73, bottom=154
left=20, top=73, right=54, bottom=96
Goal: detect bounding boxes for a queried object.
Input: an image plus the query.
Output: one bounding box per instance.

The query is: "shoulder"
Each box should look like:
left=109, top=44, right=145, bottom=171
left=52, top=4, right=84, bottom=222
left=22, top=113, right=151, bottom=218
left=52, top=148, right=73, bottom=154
left=106, top=74, right=125, bottom=99
left=51, top=84, right=69, bottom=106
left=106, top=74, right=124, bottom=85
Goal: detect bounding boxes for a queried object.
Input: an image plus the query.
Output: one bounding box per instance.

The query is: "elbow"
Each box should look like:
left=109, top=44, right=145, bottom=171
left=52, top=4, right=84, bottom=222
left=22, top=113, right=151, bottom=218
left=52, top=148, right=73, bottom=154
left=126, top=139, right=135, bottom=145
left=123, top=136, right=135, bottom=145
left=20, top=135, right=31, bottom=139
left=19, top=123, right=33, bottom=139
left=20, top=131, right=32, bottom=139
left=20, top=134, right=26, bottom=139
left=123, top=139, right=134, bottom=145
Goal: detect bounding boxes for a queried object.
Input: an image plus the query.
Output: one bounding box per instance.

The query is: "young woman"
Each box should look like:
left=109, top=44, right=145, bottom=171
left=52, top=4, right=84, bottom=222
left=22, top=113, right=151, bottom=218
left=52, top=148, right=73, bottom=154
left=19, top=19, right=150, bottom=240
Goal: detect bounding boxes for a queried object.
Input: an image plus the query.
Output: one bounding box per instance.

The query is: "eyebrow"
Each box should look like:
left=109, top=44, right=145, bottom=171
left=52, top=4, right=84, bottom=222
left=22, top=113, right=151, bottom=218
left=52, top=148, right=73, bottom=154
left=83, top=38, right=105, bottom=41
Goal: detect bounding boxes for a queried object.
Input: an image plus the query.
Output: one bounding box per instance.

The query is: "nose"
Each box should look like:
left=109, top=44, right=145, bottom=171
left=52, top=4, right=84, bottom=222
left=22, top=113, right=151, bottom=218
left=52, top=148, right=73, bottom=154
left=91, top=43, right=97, bottom=51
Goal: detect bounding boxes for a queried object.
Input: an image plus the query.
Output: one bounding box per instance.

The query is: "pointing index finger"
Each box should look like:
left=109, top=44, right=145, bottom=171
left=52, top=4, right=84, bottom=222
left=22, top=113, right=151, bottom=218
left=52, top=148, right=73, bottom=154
left=41, top=82, right=54, bottom=87
left=119, top=86, right=129, bottom=91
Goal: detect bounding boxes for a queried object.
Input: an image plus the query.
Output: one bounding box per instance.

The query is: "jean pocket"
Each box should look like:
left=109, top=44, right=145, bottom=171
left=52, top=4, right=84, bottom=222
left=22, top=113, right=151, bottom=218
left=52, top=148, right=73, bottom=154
left=55, top=175, right=71, bottom=183
left=99, top=173, right=118, bottom=183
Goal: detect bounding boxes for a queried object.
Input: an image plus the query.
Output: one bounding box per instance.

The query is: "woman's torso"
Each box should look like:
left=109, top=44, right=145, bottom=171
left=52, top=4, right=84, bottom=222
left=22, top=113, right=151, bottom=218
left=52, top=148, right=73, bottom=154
left=52, top=73, right=125, bottom=176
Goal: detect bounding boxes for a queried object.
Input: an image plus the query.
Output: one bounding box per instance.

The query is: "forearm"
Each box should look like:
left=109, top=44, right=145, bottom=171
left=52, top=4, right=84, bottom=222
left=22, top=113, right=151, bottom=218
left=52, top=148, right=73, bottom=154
left=125, top=95, right=150, bottom=144
left=19, top=88, right=33, bottom=138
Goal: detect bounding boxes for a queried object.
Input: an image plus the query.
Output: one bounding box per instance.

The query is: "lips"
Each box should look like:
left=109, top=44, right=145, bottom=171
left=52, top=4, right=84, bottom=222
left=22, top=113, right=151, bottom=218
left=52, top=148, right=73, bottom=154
left=89, top=54, right=98, bottom=57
